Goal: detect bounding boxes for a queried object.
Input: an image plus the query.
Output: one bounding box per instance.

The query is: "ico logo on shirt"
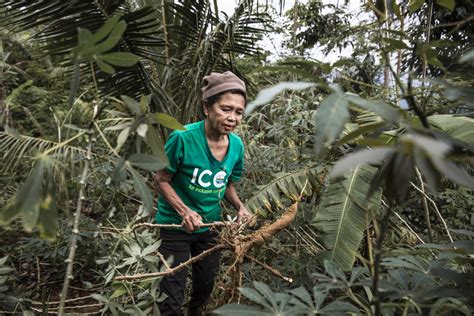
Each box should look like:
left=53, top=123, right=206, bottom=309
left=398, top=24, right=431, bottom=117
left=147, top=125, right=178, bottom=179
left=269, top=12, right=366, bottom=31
left=191, top=168, right=227, bottom=188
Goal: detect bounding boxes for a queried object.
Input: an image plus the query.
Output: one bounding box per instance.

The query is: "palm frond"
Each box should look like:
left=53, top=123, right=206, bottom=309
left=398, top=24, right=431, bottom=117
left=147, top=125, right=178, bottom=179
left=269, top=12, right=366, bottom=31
left=246, top=166, right=325, bottom=216
left=0, top=0, right=173, bottom=111
left=0, top=132, right=107, bottom=173
left=312, top=165, right=382, bottom=271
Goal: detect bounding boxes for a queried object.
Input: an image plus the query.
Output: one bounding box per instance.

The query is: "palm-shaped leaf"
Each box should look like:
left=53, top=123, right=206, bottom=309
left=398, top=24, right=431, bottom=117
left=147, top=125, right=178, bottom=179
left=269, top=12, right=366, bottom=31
left=313, top=165, right=382, bottom=271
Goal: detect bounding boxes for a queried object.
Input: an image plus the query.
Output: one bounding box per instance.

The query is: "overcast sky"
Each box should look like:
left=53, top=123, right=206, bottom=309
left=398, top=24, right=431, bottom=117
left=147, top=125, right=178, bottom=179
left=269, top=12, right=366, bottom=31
left=215, top=0, right=365, bottom=62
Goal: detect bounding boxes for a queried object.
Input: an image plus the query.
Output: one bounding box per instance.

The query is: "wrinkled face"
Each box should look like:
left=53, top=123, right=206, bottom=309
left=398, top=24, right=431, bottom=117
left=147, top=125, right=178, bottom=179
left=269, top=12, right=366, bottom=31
left=204, top=92, right=245, bottom=135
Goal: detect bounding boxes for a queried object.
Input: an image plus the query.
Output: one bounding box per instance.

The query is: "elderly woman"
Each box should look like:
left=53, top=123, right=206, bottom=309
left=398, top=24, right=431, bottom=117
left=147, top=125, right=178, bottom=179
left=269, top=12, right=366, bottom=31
left=154, top=71, right=251, bottom=315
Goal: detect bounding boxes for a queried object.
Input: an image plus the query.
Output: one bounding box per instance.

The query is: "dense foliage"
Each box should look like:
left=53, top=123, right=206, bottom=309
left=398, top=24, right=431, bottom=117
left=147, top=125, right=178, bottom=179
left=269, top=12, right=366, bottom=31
left=1, top=0, right=473, bottom=315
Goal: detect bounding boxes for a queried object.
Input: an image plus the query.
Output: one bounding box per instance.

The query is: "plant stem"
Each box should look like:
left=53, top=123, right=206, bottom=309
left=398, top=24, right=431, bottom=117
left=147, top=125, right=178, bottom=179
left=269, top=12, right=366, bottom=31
left=58, top=109, right=97, bottom=315
left=372, top=205, right=393, bottom=316
left=416, top=168, right=433, bottom=242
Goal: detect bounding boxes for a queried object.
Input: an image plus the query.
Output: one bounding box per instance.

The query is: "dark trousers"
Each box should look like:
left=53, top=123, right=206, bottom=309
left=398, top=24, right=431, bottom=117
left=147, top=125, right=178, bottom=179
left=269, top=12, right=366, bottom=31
left=158, top=229, right=221, bottom=316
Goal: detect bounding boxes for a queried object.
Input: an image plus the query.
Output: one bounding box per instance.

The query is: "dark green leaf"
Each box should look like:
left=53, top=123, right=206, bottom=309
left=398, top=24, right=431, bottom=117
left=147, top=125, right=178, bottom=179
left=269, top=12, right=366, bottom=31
left=128, top=154, right=167, bottom=171
left=94, top=20, right=127, bottom=54
left=91, top=16, right=120, bottom=44
left=145, top=126, right=169, bottom=165
left=149, top=113, right=185, bottom=130
left=338, top=121, right=387, bottom=144
left=127, top=165, right=154, bottom=212
left=121, top=95, right=143, bottom=116
left=68, top=61, right=81, bottom=106
left=383, top=38, right=409, bottom=50
left=96, top=59, right=115, bottom=74
left=346, top=95, right=400, bottom=123
left=78, top=28, right=93, bottom=45
left=436, top=0, right=455, bottom=10
left=408, top=0, right=425, bottom=13
left=99, top=52, right=139, bottom=67
left=213, top=304, right=270, bottom=315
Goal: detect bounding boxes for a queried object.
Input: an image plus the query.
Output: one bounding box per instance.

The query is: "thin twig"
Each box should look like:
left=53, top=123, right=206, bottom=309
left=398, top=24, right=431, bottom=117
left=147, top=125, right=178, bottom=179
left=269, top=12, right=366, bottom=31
left=131, top=221, right=231, bottom=231
left=31, top=295, right=93, bottom=306
left=244, top=255, right=293, bottom=283
left=114, top=244, right=228, bottom=281
left=410, top=181, right=454, bottom=243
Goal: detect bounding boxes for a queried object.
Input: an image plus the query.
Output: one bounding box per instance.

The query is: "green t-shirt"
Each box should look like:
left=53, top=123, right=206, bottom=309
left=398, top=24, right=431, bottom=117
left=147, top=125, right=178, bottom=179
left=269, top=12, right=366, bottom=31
left=155, top=120, right=244, bottom=232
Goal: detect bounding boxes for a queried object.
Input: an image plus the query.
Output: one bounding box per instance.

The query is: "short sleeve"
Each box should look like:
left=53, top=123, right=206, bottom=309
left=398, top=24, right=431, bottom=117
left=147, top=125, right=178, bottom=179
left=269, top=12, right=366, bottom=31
left=229, top=141, right=244, bottom=182
left=164, top=131, right=184, bottom=174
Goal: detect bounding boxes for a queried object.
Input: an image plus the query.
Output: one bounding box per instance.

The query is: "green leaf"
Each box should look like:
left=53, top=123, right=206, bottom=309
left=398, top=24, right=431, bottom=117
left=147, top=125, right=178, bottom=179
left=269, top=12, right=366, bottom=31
left=68, top=61, right=81, bottom=106
left=238, top=288, right=271, bottom=309
left=408, top=0, right=425, bottom=12
left=431, top=157, right=474, bottom=189
left=428, top=115, right=474, bottom=144
left=436, top=0, right=455, bottom=11
left=110, top=285, right=128, bottom=299
left=115, top=126, right=131, bottom=152
left=315, top=92, right=350, bottom=154
left=99, top=52, right=139, bottom=67
left=91, top=16, right=120, bottom=44
left=94, top=20, right=127, bottom=54
left=121, top=95, right=143, bottom=116
left=145, top=126, right=169, bottom=165
left=313, top=166, right=382, bottom=270
left=383, top=38, right=409, bottom=50
left=330, top=148, right=394, bottom=178
left=245, top=167, right=323, bottom=215
left=128, top=154, right=167, bottom=172
left=346, top=95, right=400, bottom=123
left=37, top=192, right=58, bottom=240
left=246, top=82, right=317, bottom=114
left=149, top=113, right=186, bottom=130
left=338, top=121, right=386, bottom=144
left=78, top=28, right=93, bottom=45
left=459, top=49, right=474, bottom=63
left=127, top=165, right=154, bottom=211
left=213, top=304, right=270, bottom=315
left=96, top=59, right=115, bottom=74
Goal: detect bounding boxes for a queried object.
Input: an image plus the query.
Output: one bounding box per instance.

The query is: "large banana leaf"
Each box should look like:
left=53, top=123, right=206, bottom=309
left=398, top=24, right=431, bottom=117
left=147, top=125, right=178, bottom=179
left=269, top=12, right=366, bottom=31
left=428, top=114, right=474, bottom=144
left=312, top=165, right=382, bottom=271
left=246, top=166, right=325, bottom=216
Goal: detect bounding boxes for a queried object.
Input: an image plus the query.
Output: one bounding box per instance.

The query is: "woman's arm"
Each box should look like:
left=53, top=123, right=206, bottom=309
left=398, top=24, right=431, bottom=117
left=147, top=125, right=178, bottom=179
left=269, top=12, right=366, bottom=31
left=155, top=169, right=202, bottom=232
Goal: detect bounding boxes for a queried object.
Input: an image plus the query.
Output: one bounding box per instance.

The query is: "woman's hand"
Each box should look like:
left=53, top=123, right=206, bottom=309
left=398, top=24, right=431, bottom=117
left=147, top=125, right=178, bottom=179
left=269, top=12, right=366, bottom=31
left=237, top=206, right=252, bottom=224
left=181, top=209, right=203, bottom=233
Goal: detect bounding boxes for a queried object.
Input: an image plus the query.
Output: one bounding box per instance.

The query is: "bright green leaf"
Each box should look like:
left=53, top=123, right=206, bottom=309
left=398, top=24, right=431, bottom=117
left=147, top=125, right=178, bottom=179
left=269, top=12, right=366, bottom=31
left=99, top=52, right=139, bottom=67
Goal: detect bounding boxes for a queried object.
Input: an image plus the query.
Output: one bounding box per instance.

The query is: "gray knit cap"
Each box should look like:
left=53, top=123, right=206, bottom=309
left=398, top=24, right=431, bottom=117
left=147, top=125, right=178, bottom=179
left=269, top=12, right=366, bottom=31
left=201, top=71, right=246, bottom=100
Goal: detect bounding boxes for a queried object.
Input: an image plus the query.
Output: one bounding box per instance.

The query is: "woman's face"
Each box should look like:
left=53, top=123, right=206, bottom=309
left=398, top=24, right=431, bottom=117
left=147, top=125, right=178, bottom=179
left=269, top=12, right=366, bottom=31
left=204, top=92, right=245, bottom=136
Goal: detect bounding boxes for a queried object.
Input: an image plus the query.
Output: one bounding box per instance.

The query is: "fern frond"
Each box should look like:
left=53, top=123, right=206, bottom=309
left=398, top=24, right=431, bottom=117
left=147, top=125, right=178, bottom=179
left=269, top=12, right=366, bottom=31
left=246, top=166, right=325, bottom=216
